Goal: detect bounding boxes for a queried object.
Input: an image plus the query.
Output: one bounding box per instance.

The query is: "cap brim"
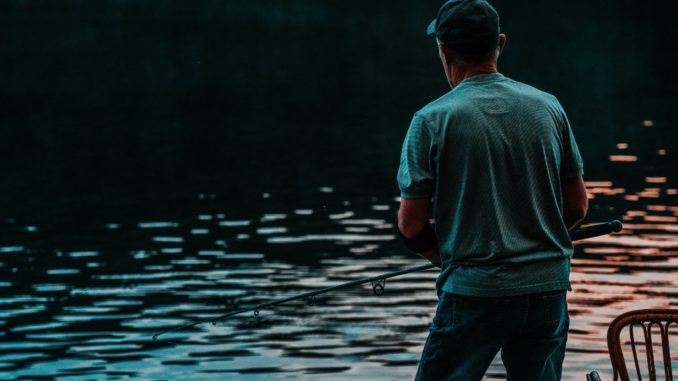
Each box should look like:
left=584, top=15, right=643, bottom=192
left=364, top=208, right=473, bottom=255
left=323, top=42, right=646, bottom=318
left=426, top=19, right=436, bottom=36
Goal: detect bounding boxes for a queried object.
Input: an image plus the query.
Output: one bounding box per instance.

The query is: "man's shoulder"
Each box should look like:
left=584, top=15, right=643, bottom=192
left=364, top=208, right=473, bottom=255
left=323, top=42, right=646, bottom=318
left=415, top=89, right=465, bottom=121
left=506, top=77, right=560, bottom=105
left=413, top=76, right=563, bottom=123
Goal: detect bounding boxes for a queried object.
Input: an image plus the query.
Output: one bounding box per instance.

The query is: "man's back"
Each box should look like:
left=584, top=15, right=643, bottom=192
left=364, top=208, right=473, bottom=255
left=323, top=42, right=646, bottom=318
left=398, top=73, right=584, bottom=297
left=400, top=2, right=587, bottom=380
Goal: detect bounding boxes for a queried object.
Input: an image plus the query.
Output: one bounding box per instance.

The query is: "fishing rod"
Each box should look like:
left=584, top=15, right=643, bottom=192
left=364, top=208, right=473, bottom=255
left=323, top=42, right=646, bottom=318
left=152, top=220, right=623, bottom=341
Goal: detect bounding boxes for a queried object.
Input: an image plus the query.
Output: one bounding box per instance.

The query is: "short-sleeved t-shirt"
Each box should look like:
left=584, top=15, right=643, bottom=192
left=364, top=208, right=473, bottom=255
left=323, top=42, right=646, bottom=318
left=397, top=73, right=584, bottom=297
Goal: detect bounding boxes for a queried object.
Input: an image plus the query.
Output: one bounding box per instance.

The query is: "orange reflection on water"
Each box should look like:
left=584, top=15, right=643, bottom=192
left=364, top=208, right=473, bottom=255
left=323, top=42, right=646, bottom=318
left=645, top=177, right=667, bottom=184
left=609, top=155, right=638, bottom=162
left=643, top=215, right=678, bottom=223
left=573, top=258, right=678, bottom=269
left=583, top=247, right=662, bottom=256
left=576, top=234, right=678, bottom=247
left=585, top=181, right=614, bottom=187
left=587, top=187, right=625, bottom=197
left=619, top=223, right=678, bottom=232
left=624, top=210, right=646, bottom=218
left=636, top=188, right=661, bottom=198
left=554, top=144, right=674, bottom=379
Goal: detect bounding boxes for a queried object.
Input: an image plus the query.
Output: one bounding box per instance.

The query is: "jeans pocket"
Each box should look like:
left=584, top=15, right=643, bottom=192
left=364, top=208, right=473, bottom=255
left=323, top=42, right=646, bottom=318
left=541, top=290, right=568, bottom=336
left=450, top=294, right=511, bottom=334
left=431, top=291, right=456, bottom=332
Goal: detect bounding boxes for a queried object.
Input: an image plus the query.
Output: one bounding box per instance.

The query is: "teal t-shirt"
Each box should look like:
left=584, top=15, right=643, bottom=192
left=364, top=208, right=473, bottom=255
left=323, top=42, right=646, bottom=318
left=397, top=73, right=584, bottom=297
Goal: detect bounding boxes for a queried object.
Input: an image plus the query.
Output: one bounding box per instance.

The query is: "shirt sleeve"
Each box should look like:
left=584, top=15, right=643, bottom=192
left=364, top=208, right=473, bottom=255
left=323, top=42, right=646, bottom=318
left=397, top=113, right=436, bottom=199
left=555, top=101, right=584, bottom=179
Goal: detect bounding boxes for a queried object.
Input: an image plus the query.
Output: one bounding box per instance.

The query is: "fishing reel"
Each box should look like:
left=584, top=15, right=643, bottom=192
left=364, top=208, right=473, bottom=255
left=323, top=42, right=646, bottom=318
left=371, top=278, right=386, bottom=296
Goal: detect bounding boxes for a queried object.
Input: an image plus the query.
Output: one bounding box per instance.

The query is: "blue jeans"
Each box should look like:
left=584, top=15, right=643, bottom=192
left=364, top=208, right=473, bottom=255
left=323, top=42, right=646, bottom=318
left=414, top=290, right=569, bottom=381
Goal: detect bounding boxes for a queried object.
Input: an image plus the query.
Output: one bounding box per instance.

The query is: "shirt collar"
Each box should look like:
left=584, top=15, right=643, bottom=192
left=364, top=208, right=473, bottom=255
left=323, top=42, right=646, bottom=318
left=457, top=72, right=505, bottom=87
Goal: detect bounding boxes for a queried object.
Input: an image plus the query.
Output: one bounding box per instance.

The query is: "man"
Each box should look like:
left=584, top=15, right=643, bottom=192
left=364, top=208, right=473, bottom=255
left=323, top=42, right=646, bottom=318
left=396, top=1, right=588, bottom=380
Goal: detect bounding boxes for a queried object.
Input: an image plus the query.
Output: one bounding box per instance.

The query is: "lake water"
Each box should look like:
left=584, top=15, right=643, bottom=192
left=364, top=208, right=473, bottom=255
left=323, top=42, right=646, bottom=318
left=2, top=0, right=676, bottom=379
left=1, top=138, right=676, bottom=381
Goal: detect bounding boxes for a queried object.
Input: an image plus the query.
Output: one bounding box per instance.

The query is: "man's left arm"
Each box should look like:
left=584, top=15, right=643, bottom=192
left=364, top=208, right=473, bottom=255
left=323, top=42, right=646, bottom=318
left=398, top=197, right=440, bottom=267
left=396, top=113, right=439, bottom=266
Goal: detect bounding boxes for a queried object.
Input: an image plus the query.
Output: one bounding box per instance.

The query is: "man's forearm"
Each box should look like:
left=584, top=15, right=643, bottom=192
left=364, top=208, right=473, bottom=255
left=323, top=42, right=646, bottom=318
left=398, top=198, right=440, bottom=267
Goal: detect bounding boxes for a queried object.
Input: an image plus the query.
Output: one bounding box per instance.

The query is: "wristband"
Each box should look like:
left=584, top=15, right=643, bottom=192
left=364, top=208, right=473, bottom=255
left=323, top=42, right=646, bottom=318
left=397, top=221, right=438, bottom=253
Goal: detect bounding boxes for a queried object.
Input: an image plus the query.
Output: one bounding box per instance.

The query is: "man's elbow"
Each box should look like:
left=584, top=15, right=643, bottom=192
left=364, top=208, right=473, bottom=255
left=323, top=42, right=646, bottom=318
left=398, top=198, right=431, bottom=238
left=580, top=196, right=589, bottom=219
left=564, top=201, right=588, bottom=228
left=570, top=205, right=588, bottom=222
left=562, top=175, right=589, bottom=228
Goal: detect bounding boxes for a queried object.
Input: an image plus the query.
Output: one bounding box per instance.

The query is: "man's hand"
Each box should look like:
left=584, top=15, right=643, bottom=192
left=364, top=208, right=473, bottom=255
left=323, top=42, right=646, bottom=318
left=418, top=246, right=441, bottom=268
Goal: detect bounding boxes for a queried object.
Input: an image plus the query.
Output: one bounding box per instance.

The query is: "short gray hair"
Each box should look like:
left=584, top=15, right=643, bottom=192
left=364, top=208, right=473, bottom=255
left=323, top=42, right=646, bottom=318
left=439, top=40, right=500, bottom=68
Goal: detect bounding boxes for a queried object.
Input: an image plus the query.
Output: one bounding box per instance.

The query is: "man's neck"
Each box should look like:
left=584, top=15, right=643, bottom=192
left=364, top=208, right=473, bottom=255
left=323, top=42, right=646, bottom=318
left=451, top=62, right=498, bottom=87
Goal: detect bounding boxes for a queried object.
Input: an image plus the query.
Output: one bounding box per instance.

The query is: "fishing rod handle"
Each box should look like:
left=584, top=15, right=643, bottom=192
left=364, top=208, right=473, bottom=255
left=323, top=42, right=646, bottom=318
left=570, top=220, right=623, bottom=242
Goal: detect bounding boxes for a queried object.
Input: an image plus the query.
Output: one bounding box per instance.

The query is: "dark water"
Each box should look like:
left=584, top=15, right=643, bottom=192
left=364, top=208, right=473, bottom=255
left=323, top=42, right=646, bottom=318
left=1, top=0, right=676, bottom=216
left=1, top=137, right=677, bottom=380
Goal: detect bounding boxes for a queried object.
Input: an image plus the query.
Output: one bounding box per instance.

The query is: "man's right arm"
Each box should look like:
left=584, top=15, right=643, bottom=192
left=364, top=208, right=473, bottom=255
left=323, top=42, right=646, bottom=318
left=562, top=175, right=588, bottom=229
left=553, top=98, right=587, bottom=230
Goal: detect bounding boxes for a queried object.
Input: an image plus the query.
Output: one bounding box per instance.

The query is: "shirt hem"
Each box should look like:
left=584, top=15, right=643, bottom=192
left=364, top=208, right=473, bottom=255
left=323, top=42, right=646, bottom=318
left=441, top=280, right=571, bottom=297
left=562, top=167, right=584, bottom=179
left=400, top=191, right=432, bottom=199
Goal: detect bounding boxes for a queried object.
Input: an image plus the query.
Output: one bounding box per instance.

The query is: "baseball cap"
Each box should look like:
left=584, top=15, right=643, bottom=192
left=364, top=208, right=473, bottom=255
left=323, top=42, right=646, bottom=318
left=426, top=0, right=500, bottom=54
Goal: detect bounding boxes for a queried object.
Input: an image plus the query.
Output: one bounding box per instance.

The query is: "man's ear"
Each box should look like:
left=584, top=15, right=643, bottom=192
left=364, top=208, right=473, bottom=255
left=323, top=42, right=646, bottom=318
left=498, top=33, right=507, bottom=55
left=438, top=43, right=451, bottom=65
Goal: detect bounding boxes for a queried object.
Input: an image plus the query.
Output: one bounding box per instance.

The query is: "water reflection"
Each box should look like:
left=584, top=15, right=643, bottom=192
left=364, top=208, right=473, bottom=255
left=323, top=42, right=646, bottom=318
left=0, top=144, right=676, bottom=380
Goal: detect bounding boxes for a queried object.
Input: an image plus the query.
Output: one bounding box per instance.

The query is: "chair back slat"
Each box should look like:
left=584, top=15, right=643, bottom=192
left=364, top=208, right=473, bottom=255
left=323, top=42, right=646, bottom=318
left=661, top=322, right=673, bottom=380
left=630, top=324, right=642, bottom=381
left=643, top=323, right=656, bottom=381
left=606, top=309, right=677, bottom=381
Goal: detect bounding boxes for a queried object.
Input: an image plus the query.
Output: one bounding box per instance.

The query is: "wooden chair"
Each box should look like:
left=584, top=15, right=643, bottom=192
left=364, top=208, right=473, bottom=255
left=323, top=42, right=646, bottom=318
left=587, top=309, right=677, bottom=381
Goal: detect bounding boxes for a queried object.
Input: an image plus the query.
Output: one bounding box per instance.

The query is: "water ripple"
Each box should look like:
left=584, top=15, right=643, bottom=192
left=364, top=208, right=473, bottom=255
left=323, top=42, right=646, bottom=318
left=0, top=164, right=676, bottom=380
